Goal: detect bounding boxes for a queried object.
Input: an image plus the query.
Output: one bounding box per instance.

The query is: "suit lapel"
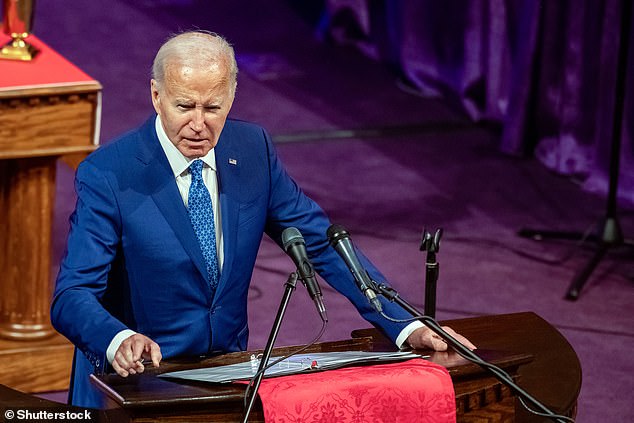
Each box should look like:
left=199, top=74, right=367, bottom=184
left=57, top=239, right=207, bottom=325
left=214, top=134, right=241, bottom=299
left=135, top=119, right=210, bottom=290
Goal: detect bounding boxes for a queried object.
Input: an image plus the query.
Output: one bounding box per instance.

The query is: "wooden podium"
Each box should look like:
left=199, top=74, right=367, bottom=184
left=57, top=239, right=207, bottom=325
left=0, top=33, right=101, bottom=392
left=90, top=312, right=581, bottom=422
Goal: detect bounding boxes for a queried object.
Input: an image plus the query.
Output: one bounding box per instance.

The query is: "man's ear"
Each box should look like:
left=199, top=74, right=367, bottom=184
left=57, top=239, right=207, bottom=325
left=150, top=79, right=161, bottom=114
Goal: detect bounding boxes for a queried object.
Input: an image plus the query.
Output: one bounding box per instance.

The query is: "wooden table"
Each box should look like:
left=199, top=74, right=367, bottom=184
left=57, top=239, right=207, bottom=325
left=0, top=33, right=101, bottom=392
left=91, top=312, right=580, bottom=422
left=0, top=384, right=117, bottom=422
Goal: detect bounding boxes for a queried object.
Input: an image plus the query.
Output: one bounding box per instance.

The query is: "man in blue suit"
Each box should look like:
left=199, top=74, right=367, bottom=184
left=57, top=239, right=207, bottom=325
left=51, top=31, right=474, bottom=408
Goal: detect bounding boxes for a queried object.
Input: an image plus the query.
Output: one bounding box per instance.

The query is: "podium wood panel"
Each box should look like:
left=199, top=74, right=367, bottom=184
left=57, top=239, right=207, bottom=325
left=0, top=157, right=56, bottom=339
left=0, top=36, right=101, bottom=393
left=0, top=333, right=74, bottom=392
left=0, top=383, right=118, bottom=423
left=0, top=88, right=100, bottom=159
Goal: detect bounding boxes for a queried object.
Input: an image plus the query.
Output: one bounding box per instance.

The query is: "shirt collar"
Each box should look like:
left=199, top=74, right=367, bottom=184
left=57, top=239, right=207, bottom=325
left=155, top=115, right=217, bottom=177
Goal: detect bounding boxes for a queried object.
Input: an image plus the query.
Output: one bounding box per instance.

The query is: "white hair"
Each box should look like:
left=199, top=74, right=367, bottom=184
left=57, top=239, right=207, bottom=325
left=152, top=30, right=238, bottom=95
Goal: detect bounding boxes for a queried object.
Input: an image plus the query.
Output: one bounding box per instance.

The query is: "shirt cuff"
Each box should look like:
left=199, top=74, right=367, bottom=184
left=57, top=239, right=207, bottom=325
left=106, top=329, right=137, bottom=364
left=395, top=321, right=425, bottom=349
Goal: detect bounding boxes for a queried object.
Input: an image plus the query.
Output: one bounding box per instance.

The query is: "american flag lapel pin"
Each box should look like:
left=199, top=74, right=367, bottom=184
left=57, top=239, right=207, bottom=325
left=229, top=158, right=238, bottom=165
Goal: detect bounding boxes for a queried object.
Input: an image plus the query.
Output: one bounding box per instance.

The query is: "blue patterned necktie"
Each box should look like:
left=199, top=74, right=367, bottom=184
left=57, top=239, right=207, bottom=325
left=188, top=159, right=219, bottom=292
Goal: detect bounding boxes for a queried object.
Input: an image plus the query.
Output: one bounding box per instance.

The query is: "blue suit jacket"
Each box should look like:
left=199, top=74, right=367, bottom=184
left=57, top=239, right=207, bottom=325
left=51, top=116, right=413, bottom=408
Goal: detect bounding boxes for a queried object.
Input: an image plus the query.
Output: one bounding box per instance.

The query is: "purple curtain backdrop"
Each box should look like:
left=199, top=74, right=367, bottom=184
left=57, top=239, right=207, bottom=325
left=321, top=0, right=634, bottom=207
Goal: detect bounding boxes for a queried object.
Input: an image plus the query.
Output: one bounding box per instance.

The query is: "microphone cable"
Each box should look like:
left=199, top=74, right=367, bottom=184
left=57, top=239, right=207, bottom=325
left=378, top=309, right=575, bottom=423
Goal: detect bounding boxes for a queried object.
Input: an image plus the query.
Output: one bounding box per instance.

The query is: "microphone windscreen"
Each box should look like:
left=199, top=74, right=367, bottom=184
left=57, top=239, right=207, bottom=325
left=282, top=227, right=303, bottom=251
left=326, top=224, right=348, bottom=244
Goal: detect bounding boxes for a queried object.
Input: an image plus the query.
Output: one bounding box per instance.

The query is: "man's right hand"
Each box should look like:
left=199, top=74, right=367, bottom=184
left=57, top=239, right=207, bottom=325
left=112, top=333, right=162, bottom=377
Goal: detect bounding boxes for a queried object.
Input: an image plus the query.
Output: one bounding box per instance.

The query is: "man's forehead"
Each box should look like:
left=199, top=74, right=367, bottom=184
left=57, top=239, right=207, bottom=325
left=164, top=57, right=228, bottom=77
left=161, top=76, right=232, bottom=105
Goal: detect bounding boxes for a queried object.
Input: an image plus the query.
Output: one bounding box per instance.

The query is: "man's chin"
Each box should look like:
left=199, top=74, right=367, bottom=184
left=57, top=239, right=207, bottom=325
left=180, top=144, right=213, bottom=159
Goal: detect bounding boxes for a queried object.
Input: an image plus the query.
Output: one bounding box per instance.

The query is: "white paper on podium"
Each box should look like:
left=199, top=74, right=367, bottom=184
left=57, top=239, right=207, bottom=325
left=159, top=351, right=424, bottom=383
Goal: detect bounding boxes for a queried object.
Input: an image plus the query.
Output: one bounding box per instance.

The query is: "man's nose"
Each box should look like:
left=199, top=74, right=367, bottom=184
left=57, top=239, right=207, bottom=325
left=190, top=108, right=204, bottom=131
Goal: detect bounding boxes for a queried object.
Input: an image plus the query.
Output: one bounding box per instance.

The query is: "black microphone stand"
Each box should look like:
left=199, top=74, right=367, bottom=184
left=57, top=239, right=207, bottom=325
left=372, top=282, right=570, bottom=423
left=420, top=228, right=442, bottom=318
left=242, top=272, right=298, bottom=423
left=518, top=0, right=633, bottom=300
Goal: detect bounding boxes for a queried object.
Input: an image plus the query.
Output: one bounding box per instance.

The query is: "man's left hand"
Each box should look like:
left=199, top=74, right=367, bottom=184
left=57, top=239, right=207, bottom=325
left=406, top=326, right=476, bottom=351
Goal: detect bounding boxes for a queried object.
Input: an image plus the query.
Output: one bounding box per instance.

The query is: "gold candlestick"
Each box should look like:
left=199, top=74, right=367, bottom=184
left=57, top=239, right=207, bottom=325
left=1, top=0, right=38, bottom=61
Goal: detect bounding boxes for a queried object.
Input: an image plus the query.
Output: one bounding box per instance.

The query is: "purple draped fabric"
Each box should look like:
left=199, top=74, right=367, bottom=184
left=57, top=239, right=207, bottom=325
left=322, top=0, right=634, bottom=206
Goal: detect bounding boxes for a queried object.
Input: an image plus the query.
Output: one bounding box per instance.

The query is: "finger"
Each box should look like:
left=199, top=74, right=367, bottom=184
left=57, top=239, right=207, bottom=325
left=430, top=333, right=448, bottom=351
left=120, top=341, right=136, bottom=366
left=131, top=338, right=153, bottom=373
left=112, top=359, right=130, bottom=377
left=127, top=363, right=138, bottom=375
left=114, top=350, right=134, bottom=372
left=115, top=345, right=142, bottom=375
left=454, top=333, right=477, bottom=350
left=440, top=326, right=458, bottom=337
left=132, top=353, right=145, bottom=374
left=149, top=343, right=162, bottom=368
left=139, top=341, right=162, bottom=368
left=131, top=337, right=149, bottom=362
left=440, top=327, right=477, bottom=350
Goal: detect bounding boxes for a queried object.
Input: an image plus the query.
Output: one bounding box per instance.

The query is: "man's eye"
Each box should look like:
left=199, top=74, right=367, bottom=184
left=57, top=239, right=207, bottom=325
left=177, top=104, right=193, bottom=110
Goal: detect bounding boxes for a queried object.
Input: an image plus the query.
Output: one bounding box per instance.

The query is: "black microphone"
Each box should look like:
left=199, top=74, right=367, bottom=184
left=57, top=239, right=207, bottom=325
left=326, top=224, right=383, bottom=313
left=281, top=227, right=328, bottom=322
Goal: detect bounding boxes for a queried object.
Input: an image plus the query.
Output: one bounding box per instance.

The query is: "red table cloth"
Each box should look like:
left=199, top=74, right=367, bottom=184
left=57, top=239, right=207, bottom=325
left=256, top=358, right=456, bottom=422
left=0, top=33, right=95, bottom=90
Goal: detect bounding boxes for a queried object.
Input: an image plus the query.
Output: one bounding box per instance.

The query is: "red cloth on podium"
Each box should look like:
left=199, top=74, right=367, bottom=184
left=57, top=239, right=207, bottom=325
left=256, top=359, right=456, bottom=422
left=0, top=33, right=95, bottom=89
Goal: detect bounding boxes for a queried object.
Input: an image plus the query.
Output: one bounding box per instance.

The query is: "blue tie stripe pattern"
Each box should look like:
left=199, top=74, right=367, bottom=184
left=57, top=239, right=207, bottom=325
left=188, top=159, right=220, bottom=292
